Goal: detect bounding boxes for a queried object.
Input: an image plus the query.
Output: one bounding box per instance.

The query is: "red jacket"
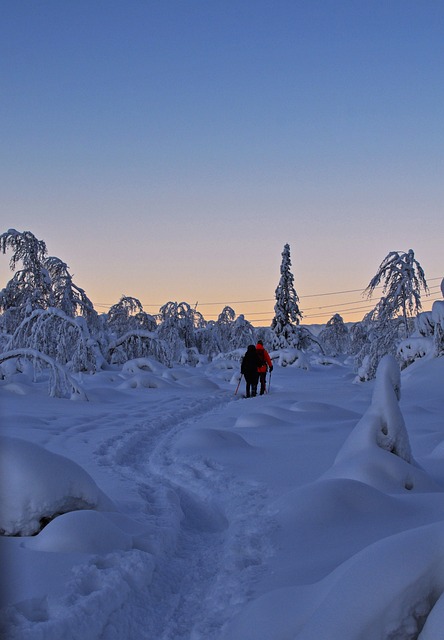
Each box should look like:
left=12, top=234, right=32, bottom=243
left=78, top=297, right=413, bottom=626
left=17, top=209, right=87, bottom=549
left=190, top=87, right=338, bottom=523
left=256, top=343, right=272, bottom=373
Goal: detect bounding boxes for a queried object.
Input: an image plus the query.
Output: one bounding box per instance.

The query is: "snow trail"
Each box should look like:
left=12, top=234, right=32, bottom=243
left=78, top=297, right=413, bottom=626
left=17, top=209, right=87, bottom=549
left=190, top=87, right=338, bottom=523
left=91, top=388, right=276, bottom=639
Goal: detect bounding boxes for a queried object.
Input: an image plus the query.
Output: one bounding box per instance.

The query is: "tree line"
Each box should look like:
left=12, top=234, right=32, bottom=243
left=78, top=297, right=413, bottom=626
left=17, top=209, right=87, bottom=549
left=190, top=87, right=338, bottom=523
left=0, top=229, right=442, bottom=393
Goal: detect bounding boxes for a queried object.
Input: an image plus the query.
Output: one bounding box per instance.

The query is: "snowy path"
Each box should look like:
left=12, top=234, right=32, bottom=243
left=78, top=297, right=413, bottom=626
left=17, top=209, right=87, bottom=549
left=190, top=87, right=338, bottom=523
left=89, top=388, right=277, bottom=639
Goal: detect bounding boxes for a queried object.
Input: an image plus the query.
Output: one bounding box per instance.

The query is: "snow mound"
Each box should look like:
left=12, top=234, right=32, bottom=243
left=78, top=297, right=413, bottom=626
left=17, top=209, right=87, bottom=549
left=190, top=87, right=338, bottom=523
left=118, top=372, right=172, bottom=390
left=235, top=412, right=288, bottom=429
left=291, top=401, right=361, bottom=419
left=294, top=521, right=444, bottom=639
left=322, top=355, right=441, bottom=493
left=1, top=382, right=31, bottom=396
left=121, top=357, right=168, bottom=375
left=24, top=510, right=133, bottom=553
left=0, top=437, right=114, bottom=536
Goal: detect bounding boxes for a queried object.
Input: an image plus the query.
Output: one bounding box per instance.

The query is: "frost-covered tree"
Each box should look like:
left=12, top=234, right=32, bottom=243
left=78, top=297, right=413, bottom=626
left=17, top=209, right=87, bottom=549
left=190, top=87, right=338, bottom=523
left=354, top=296, right=406, bottom=381
left=348, top=321, right=369, bottom=356
left=271, top=244, right=302, bottom=348
left=104, top=296, right=166, bottom=366
left=355, top=250, right=430, bottom=380
left=228, top=314, right=256, bottom=350
left=319, top=314, right=350, bottom=356
left=107, top=296, right=157, bottom=336
left=255, top=326, right=273, bottom=347
left=7, top=308, right=104, bottom=373
left=415, top=311, right=434, bottom=338
left=0, top=229, right=51, bottom=331
left=292, top=325, right=324, bottom=353
left=355, top=319, right=401, bottom=382
left=0, top=349, right=87, bottom=399
left=0, top=229, right=99, bottom=335
left=45, top=256, right=98, bottom=328
left=0, top=230, right=106, bottom=373
left=364, top=249, right=429, bottom=335
left=213, top=306, right=236, bottom=353
left=157, top=302, right=205, bottom=362
left=107, top=331, right=171, bottom=367
left=431, top=281, right=444, bottom=357
left=194, top=323, right=221, bottom=360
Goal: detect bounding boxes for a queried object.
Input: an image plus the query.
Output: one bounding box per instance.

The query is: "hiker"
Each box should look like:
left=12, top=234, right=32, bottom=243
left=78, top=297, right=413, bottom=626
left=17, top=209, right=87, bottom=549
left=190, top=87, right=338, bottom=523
left=240, top=344, right=260, bottom=398
left=256, top=340, right=273, bottom=395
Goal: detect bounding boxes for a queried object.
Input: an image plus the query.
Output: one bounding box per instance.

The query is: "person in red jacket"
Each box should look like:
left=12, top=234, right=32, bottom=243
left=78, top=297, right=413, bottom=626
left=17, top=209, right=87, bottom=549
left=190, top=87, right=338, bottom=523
left=256, top=340, right=273, bottom=395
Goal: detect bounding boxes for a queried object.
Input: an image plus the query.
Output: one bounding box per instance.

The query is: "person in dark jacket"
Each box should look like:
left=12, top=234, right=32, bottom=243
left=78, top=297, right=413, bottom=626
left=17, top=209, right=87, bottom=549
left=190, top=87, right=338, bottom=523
left=256, top=340, right=273, bottom=395
left=241, top=344, right=259, bottom=397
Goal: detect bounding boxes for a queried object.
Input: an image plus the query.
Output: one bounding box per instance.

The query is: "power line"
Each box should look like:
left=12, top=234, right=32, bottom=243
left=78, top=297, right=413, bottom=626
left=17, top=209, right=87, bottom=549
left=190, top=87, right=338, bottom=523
left=304, top=294, right=443, bottom=320
left=94, top=289, right=441, bottom=317
left=198, top=293, right=442, bottom=323
left=303, top=284, right=442, bottom=313
left=91, top=277, right=442, bottom=311
left=261, top=297, right=442, bottom=322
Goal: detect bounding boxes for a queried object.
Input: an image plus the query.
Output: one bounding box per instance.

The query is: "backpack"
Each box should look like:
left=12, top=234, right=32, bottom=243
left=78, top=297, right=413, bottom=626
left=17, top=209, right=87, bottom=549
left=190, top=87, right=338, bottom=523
left=256, top=348, right=265, bottom=367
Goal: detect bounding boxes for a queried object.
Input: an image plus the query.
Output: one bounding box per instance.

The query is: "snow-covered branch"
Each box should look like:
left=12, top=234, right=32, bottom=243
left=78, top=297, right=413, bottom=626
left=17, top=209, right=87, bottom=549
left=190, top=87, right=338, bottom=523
left=0, top=349, right=87, bottom=400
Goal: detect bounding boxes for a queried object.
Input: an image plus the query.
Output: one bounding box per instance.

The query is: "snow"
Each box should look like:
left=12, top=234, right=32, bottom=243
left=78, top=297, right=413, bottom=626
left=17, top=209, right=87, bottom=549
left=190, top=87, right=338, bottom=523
left=1, top=354, right=444, bottom=639
left=0, top=436, right=114, bottom=536
left=432, top=300, right=444, bottom=331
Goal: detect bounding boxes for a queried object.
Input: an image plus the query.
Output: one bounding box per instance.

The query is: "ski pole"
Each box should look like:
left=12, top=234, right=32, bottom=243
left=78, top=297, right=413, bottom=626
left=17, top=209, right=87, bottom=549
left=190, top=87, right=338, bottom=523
left=235, top=374, right=242, bottom=395
left=268, top=371, right=272, bottom=394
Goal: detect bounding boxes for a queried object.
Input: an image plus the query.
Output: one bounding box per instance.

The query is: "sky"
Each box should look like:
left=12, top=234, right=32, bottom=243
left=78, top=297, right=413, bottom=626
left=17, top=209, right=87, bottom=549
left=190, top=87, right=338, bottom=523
left=1, top=0, right=443, bottom=325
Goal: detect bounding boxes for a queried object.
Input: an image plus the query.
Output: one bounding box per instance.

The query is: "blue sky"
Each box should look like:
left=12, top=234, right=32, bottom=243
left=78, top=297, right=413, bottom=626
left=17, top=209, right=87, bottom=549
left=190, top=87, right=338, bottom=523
left=1, top=0, right=443, bottom=324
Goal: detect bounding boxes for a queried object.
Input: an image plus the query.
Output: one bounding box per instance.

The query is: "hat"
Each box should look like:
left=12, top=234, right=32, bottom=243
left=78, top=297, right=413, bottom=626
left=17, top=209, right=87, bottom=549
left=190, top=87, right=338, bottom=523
left=257, top=340, right=263, bottom=346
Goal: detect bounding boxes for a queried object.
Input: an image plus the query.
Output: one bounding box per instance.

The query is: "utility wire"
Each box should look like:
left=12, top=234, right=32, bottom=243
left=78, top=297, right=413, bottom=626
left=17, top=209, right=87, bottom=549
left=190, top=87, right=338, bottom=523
left=92, top=277, right=442, bottom=311
left=189, top=293, right=442, bottom=322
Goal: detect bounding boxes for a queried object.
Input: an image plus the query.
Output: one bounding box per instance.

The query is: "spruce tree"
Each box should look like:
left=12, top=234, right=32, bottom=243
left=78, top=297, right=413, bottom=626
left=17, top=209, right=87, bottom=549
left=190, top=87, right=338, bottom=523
left=271, top=243, right=302, bottom=347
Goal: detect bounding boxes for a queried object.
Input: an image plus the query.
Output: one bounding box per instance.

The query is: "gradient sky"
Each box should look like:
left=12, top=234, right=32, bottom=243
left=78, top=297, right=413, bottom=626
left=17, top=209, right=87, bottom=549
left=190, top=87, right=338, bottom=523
left=1, top=0, right=443, bottom=325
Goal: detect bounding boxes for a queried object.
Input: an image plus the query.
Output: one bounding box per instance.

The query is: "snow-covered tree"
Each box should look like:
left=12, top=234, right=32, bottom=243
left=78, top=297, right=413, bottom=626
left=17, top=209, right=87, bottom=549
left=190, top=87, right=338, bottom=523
left=107, top=331, right=171, bottom=367
left=355, top=317, right=401, bottom=382
left=107, top=296, right=157, bottom=336
left=213, top=306, right=236, bottom=353
left=364, top=249, right=429, bottom=335
left=194, top=323, right=221, bottom=360
left=354, top=250, right=430, bottom=380
left=0, top=348, right=87, bottom=399
left=353, top=294, right=407, bottom=381
left=209, top=306, right=256, bottom=354
left=0, top=230, right=107, bottom=373
left=45, top=256, right=97, bottom=325
left=348, top=321, right=368, bottom=356
left=431, top=281, right=444, bottom=357
left=271, top=244, right=302, bottom=348
left=255, top=326, right=273, bottom=347
left=6, top=308, right=104, bottom=373
left=157, top=302, right=205, bottom=362
left=228, top=314, right=256, bottom=350
left=319, top=314, right=350, bottom=356
left=104, top=297, right=166, bottom=365
left=0, top=229, right=51, bottom=331
left=415, top=311, right=434, bottom=338
left=0, top=229, right=100, bottom=335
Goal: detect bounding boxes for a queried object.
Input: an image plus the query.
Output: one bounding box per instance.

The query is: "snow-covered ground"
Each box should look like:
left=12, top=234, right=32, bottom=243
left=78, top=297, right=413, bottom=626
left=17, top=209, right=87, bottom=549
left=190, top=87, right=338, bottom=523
left=1, top=352, right=444, bottom=639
